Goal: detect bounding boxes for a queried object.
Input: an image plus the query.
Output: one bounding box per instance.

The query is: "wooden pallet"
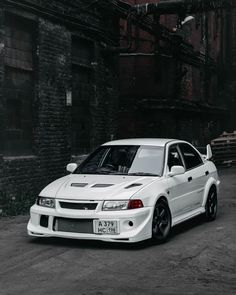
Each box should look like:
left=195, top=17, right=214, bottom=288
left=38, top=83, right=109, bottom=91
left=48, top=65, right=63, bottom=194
left=211, top=131, right=236, bottom=166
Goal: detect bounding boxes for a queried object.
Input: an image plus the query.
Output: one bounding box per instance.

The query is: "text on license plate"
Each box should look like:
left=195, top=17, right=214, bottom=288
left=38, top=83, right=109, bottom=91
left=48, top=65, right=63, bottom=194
left=93, top=220, right=119, bottom=235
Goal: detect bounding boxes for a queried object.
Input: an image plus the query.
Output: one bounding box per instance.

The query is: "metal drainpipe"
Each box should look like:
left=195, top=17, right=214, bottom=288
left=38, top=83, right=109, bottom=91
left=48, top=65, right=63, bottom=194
left=132, top=0, right=235, bottom=15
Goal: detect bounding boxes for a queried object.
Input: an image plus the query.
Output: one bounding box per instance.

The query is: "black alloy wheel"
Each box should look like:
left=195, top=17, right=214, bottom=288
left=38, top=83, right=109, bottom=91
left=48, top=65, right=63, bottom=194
left=205, top=188, right=217, bottom=221
left=152, top=200, right=171, bottom=244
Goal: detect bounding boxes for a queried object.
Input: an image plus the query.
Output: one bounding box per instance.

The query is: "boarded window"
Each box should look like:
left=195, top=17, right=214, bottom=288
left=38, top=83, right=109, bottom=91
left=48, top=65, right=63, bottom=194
left=3, top=14, right=35, bottom=155
left=5, top=14, right=34, bottom=71
left=71, top=37, right=94, bottom=154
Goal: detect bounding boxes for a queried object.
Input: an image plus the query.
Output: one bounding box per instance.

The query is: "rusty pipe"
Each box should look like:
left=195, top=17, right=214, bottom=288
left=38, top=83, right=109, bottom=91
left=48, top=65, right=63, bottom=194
left=133, top=0, right=235, bottom=15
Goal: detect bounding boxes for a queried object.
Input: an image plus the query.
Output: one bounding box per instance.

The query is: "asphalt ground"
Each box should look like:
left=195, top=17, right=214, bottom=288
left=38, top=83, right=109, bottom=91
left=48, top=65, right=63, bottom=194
left=0, top=168, right=235, bottom=295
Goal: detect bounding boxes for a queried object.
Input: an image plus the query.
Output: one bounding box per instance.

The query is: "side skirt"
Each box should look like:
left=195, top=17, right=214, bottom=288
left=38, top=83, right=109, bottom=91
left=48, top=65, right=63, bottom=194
left=172, top=207, right=205, bottom=227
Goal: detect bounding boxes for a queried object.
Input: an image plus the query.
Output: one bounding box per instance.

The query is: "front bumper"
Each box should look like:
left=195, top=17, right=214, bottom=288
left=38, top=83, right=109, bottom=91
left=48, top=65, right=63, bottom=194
left=27, top=200, right=153, bottom=243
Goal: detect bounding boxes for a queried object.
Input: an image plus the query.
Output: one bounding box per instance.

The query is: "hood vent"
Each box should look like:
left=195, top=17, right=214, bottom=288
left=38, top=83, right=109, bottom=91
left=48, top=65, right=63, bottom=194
left=92, top=184, right=114, bottom=188
left=125, top=183, right=142, bottom=189
left=71, top=183, right=88, bottom=187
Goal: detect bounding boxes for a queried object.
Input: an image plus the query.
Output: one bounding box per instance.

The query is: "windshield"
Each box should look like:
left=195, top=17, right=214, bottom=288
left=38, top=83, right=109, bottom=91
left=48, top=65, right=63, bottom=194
left=74, top=145, right=164, bottom=176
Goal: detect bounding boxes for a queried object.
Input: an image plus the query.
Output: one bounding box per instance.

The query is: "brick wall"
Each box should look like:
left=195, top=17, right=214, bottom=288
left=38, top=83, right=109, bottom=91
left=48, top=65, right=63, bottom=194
left=0, top=8, right=4, bottom=152
left=36, top=19, right=72, bottom=183
left=222, top=8, right=236, bottom=131
left=0, top=0, right=119, bottom=215
left=118, top=0, right=228, bottom=145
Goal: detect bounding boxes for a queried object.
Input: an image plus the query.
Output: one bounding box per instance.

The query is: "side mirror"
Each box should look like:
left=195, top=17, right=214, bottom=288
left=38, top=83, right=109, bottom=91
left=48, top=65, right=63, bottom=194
left=206, top=144, right=212, bottom=160
left=66, top=163, right=78, bottom=173
left=168, top=165, right=185, bottom=177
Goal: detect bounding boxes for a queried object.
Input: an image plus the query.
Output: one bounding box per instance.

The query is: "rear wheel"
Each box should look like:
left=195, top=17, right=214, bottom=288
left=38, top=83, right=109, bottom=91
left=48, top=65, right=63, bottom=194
left=152, top=200, right=171, bottom=244
left=205, top=187, right=217, bottom=221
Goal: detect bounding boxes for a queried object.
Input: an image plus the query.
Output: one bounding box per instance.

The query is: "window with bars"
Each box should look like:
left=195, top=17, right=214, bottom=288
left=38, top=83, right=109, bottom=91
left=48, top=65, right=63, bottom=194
left=3, top=13, right=35, bottom=156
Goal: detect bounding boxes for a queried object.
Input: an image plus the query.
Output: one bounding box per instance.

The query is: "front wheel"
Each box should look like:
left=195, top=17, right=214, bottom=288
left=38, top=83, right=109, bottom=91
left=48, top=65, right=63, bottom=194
left=152, top=200, right=171, bottom=244
left=205, top=188, right=217, bottom=221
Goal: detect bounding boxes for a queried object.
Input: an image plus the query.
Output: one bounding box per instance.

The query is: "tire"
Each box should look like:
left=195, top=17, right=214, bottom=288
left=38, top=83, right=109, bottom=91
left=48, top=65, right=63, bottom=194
left=152, top=199, right=172, bottom=244
left=205, top=187, right=217, bottom=221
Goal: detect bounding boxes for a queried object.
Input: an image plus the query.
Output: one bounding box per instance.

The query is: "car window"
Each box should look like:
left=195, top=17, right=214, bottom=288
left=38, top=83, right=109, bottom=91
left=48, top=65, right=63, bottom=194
left=102, top=146, right=137, bottom=173
left=76, top=145, right=164, bottom=176
left=179, top=143, right=203, bottom=170
left=77, top=148, right=107, bottom=174
left=167, top=145, right=184, bottom=170
left=128, top=146, right=164, bottom=176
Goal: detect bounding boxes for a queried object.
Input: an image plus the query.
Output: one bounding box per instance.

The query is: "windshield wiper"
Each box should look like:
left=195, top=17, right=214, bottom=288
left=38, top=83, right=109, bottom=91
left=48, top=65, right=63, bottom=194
left=128, top=172, right=159, bottom=176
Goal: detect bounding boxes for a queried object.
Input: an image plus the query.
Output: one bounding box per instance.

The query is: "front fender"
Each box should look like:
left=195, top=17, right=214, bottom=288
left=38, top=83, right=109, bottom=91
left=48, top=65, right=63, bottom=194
left=132, top=177, right=170, bottom=208
left=202, top=177, right=220, bottom=207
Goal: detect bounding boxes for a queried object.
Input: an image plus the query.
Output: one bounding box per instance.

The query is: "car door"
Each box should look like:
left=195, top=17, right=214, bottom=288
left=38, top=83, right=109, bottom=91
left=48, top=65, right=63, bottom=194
left=178, top=143, right=206, bottom=211
left=166, top=144, right=194, bottom=217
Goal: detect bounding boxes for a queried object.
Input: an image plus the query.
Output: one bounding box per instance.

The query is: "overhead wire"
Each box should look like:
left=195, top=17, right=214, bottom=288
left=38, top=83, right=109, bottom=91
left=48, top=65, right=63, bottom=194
left=3, top=0, right=118, bottom=45
left=109, top=0, right=217, bottom=68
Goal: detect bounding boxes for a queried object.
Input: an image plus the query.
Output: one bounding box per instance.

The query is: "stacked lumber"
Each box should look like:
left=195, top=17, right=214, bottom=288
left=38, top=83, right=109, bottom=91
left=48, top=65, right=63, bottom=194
left=211, top=131, right=236, bottom=166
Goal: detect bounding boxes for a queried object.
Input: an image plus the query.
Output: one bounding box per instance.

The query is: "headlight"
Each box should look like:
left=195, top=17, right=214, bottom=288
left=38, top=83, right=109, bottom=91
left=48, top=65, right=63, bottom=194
left=102, top=200, right=129, bottom=211
left=37, top=197, right=55, bottom=208
left=102, top=199, right=143, bottom=211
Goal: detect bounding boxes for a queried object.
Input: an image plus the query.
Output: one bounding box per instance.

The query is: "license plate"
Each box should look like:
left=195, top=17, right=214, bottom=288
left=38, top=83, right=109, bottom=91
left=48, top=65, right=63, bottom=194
left=93, top=220, right=119, bottom=235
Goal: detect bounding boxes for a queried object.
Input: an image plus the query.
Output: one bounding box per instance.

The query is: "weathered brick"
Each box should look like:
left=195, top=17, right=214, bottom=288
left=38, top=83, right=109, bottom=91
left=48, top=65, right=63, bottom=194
left=119, top=0, right=233, bottom=145
left=0, top=0, right=119, bottom=215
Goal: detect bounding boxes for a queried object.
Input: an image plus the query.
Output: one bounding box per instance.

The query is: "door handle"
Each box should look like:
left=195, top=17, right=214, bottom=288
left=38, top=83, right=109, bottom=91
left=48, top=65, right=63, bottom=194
left=188, top=176, right=192, bottom=182
left=205, top=171, right=209, bottom=176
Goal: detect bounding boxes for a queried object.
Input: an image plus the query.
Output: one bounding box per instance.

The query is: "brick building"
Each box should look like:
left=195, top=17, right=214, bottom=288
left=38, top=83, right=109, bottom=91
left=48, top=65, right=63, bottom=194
left=1, top=0, right=236, bottom=214
left=0, top=0, right=119, bottom=214
left=118, top=0, right=236, bottom=145
left=222, top=7, right=236, bottom=130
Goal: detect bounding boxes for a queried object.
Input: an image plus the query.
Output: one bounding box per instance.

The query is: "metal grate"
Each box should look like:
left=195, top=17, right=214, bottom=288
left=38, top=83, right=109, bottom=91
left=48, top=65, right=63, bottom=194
left=59, top=202, right=97, bottom=210
left=54, top=218, right=94, bottom=234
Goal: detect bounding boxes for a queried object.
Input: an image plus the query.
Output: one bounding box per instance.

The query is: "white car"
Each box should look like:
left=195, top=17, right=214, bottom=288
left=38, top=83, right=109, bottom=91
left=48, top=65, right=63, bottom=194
left=27, top=138, right=220, bottom=243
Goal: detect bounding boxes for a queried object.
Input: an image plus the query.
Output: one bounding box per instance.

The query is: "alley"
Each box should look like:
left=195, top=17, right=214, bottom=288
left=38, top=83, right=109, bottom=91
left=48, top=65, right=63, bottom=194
left=0, top=168, right=235, bottom=295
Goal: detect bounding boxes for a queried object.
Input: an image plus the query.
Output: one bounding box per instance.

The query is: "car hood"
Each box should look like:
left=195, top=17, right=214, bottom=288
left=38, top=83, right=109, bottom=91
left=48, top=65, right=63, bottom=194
left=39, top=174, right=160, bottom=200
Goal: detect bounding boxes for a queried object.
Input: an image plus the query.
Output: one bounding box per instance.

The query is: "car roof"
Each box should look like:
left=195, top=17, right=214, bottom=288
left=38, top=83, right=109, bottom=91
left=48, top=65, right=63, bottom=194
left=102, top=138, right=177, bottom=147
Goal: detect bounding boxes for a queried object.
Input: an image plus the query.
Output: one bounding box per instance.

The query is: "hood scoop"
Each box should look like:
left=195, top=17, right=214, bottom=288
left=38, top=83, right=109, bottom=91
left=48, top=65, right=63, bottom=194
left=92, top=184, right=114, bottom=188
left=71, top=183, right=88, bottom=187
left=125, top=183, right=142, bottom=189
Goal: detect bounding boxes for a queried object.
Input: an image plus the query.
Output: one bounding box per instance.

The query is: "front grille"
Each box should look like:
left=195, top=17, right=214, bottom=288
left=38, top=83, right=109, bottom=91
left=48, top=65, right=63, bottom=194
left=54, top=218, right=94, bottom=234
left=59, top=202, right=97, bottom=210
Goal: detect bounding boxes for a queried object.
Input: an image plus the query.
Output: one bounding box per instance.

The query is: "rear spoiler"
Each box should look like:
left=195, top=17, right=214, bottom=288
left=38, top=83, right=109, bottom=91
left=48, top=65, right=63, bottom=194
left=196, top=145, right=212, bottom=161
left=206, top=144, right=213, bottom=160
